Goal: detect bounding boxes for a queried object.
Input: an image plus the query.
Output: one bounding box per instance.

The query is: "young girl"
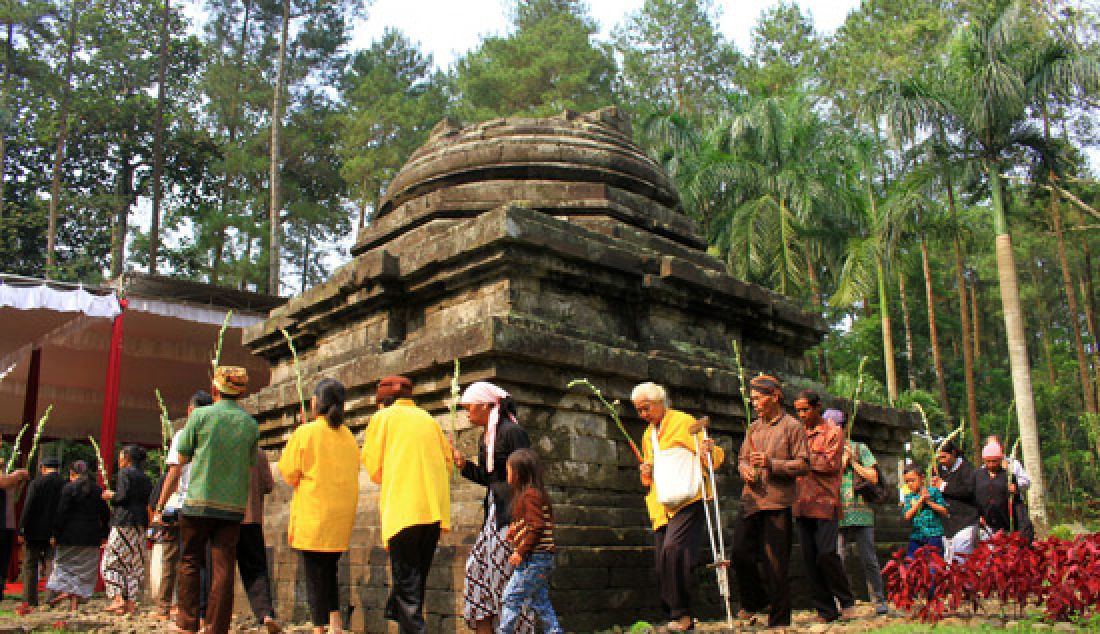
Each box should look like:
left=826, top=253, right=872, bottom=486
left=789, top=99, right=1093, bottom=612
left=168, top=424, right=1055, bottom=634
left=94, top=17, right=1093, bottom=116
left=902, top=464, right=948, bottom=558
left=498, top=449, right=563, bottom=634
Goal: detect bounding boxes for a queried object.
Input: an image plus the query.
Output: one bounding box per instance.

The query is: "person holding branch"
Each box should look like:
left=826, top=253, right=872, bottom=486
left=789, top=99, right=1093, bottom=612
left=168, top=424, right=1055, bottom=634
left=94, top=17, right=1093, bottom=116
left=792, top=390, right=855, bottom=623
left=454, top=381, right=535, bottom=634
left=633, top=381, right=724, bottom=633
left=731, top=374, right=809, bottom=630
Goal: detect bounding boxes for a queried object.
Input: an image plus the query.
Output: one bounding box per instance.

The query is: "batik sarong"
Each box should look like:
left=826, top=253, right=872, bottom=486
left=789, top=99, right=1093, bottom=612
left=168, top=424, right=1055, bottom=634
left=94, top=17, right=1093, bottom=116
left=463, top=500, right=535, bottom=633
left=101, top=526, right=146, bottom=600
left=46, top=545, right=100, bottom=599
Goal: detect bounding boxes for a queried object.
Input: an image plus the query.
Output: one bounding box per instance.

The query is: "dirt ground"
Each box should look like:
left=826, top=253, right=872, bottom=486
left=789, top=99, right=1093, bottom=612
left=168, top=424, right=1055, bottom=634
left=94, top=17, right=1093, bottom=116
left=0, top=598, right=1092, bottom=633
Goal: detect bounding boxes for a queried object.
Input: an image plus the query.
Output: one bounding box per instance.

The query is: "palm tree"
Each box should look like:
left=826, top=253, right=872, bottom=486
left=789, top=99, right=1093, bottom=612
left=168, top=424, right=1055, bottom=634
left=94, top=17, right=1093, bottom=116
left=830, top=135, right=910, bottom=405
left=878, top=1, right=1098, bottom=527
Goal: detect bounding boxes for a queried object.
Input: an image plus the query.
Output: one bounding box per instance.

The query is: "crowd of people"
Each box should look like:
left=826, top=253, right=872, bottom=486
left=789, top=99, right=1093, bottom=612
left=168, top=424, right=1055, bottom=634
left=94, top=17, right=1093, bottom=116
left=0, top=367, right=1035, bottom=634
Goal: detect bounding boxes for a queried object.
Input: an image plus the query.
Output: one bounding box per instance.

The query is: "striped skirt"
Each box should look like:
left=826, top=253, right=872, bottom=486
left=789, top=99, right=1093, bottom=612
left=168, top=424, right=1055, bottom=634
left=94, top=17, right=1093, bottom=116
left=100, top=526, right=146, bottom=600
left=463, top=500, right=535, bottom=633
left=46, top=545, right=100, bottom=599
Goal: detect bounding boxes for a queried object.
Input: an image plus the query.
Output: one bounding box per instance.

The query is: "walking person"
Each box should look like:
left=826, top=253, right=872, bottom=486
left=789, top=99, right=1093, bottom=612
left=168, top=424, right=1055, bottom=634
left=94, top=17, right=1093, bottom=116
left=150, top=390, right=212, bottom=623
left=931, top=439, right=979, bottom=562
left=792, top=391, right=855, bottom=624
left=237, top=447, right=281, bottom=633
left=633, top=382, right=723, bottom=632
left=836, top=428, right=888, bottom=616
left=152, top=366, right=260, bottom=634
left=498, top=449, right=563, bottom=634
left=17, top=457, right=64, bottom=608
left=101, top=445, right=153, bottom=615
left=454, top=381, right=535, bottom=634
left=731, top=374, right=810, bottom=630
left=984, top=434, right=1033, bottom=540
left=360, top=376, right=452, bottom=634
left=45, top=460, right=109, bottom=611
left=0, top=459, right=30, bottom=593
left=278, top=378, right=360, bottom=634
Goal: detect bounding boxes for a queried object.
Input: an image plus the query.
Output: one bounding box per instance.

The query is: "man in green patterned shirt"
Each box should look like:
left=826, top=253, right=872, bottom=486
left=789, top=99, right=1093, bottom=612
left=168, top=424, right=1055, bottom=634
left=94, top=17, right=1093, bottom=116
left=153, top=366, right=259, bottom=634
left=827, top=408, right=889, bottom=616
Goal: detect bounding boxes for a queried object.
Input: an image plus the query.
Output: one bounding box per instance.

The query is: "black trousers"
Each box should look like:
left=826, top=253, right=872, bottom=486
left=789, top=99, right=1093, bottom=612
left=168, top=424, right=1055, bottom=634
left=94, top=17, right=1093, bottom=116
left=796, top=517, right=855, bottom=621
left=299, top=550, right=342, bottom=627
left=654, top=500, right=704, bottom=620
left=236, top=523, right=275, bottom=622
left=22, top=538, right=53, bottom=605
left=386, top=523, right=441, bottom=634
left=732, top=508, right=793, bottom=627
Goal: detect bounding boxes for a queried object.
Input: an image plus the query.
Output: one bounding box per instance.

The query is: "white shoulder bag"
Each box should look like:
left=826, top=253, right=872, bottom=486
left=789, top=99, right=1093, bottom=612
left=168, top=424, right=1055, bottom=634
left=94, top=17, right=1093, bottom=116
left=651, top=428, right=703, bottom=508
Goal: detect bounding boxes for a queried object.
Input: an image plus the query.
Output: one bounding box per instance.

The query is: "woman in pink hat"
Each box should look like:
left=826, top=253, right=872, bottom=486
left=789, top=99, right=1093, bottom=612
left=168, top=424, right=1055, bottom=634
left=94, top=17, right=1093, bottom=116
left=975, top=440, right=1018, bottom=539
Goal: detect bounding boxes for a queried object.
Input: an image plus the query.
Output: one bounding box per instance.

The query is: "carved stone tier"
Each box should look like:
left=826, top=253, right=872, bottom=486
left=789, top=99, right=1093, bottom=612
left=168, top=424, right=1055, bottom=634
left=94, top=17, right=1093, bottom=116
left=240, top=109, right=916, bottom=632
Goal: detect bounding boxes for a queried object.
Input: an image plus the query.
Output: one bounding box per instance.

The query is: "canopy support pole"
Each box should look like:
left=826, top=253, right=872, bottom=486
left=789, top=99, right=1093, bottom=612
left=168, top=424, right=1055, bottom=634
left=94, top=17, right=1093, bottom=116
left=97, top=298, right=127, bottom=483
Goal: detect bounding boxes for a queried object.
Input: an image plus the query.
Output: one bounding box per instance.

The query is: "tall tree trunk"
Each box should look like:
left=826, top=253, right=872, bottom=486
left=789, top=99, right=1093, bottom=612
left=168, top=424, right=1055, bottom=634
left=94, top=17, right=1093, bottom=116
left=268, top=0, right=290, bottom=294
left=877, top=259, right=899, bottom=404
left=1056, top=418, right=1076, bottom=501
left=1044, top=109, right=1096, bottom=412
left=971, top=278, right=981, bottom=364
left=1051, top=185, right=1096, bottom=411
left=110, top=156, right=134, bottom=278
left=0, top=21, right=14, bottom=210
left=947, top=180, right=979, bottom=450
left=807, top=255, right=827, bottom=384
left=898, top=268, right=917, bottom=392
left=148, top=0, right=171, bottom=274
left=989, top=167, right=1048, bottom=529
left=1082, top=238, right=1100, bottom=411
left=212, top=0, right=253, bottom=285
left=921, top=235, right=951, bottom=416
left=300, top=225, right=310, bottom=293
left=45, top=3, right=79, bottom=272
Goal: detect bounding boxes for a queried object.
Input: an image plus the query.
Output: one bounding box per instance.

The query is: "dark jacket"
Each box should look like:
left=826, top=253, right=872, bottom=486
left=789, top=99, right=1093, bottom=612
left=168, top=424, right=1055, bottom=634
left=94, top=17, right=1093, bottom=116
left=110, top=466, right=153, bottom=528
left=460, top=419, right=531, bottom=530
left=936, top=456, right=979, bottom=536
left=18, top=470, right=65, bottom=541
left=974, top=467, right=1013, bottom=533
left=54, top=479, right=110, bottom=546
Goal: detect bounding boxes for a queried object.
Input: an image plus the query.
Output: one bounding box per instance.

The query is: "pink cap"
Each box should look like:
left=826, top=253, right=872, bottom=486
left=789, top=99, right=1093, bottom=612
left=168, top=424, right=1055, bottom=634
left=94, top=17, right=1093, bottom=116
left=981, top=441, right=1004, bottom=460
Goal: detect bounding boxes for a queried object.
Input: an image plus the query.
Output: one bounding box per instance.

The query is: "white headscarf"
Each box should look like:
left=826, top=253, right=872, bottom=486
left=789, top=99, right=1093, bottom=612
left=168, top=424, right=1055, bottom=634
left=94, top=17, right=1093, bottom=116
left=460, top=381, right=518, bottom=473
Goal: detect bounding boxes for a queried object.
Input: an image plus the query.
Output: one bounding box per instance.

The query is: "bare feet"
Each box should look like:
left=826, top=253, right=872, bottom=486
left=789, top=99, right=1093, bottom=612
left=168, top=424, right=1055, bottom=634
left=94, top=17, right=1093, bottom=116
left=263, top=616, right=283, bottom=633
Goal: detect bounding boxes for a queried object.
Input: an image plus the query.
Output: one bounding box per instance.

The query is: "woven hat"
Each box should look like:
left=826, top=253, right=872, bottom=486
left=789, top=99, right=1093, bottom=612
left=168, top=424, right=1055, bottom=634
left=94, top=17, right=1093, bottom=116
left=213, top=366, right=249, bottom=396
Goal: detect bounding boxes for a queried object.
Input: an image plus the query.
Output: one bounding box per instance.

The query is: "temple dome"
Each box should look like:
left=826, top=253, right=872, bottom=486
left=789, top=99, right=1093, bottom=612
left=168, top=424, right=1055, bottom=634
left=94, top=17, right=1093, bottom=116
left=377, top=107, right=681, bottom=218
left=354, top=107, right=702, bottom=255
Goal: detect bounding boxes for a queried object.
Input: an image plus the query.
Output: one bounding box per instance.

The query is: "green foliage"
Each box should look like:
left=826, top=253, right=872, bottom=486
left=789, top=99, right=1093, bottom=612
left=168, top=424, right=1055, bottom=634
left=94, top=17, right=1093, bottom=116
left=453, top=0, right=616, bottom=120
left=339, top=28, right=447, bottom=226
left=612, top=0, right=738, bottom=116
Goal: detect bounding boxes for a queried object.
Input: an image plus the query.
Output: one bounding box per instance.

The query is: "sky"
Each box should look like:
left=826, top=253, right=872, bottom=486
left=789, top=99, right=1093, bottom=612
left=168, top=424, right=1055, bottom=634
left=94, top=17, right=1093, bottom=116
left=348, top=0, right=862, bottom=68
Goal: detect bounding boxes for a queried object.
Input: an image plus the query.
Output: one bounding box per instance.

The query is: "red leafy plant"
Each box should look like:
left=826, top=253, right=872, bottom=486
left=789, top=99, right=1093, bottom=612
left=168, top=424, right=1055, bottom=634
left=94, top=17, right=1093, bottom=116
left=883, top=531, right=1100, bottom=623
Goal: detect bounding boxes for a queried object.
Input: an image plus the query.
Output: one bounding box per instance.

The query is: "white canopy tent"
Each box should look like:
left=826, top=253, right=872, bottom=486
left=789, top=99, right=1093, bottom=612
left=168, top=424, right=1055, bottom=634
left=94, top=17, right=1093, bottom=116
left=0, top=273, right=281, bottom=456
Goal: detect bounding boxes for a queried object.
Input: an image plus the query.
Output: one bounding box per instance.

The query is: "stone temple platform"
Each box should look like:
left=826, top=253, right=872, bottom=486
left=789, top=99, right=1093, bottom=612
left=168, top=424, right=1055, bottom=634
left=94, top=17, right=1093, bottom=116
left=239, top=108, right=916, bottom=632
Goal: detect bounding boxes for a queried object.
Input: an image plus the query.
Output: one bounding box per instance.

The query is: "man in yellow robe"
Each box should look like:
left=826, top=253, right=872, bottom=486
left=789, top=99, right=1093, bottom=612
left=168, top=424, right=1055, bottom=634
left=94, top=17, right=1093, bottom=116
left=360, top=376, right=453, bottom=634
left=634, top=381, right=724, bottom=633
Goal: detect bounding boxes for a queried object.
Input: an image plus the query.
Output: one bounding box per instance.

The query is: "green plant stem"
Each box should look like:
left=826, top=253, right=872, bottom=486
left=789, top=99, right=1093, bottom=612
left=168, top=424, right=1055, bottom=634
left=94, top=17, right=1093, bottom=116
left=567, top=379, right=643, bottom=463
left=280, top=328, right=307, bottom=423
left=25, top=404, right=53, bottom=468
left=4, top=424, right=29, bottom=474
left=213, top=310, right=233, bottom=367
left=846, top=356, right=869, bottom=439
left=88, top=435, right=109, bottom=489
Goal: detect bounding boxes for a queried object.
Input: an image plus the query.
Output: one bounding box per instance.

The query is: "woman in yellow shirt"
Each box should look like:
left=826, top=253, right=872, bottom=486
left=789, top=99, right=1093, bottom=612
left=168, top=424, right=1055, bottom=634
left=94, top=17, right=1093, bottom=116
left=633, top=381, right=724, bottom=633
left=277, top=378, right=360, bottom=634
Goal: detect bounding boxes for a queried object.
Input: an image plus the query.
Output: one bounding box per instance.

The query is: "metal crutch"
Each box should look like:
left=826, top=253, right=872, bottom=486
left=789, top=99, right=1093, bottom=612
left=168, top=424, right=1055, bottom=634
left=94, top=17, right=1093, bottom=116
left=692, top=416, right=733, bottom=628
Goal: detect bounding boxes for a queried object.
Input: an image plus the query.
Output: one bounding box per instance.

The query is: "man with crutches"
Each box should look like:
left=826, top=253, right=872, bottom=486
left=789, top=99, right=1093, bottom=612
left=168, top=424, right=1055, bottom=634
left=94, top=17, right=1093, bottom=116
left=633, top=382, right=725, bottom=633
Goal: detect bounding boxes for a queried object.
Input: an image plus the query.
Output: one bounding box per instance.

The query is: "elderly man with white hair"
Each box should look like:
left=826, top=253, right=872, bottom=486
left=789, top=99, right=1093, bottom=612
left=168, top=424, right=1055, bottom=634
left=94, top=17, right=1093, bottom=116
left=633, top=381, right=724, bottom=633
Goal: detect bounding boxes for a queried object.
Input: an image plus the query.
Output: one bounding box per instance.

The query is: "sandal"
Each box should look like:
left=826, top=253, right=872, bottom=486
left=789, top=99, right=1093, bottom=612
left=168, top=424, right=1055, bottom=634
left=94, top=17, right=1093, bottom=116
left=665, top=619, right=695, bottom=631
